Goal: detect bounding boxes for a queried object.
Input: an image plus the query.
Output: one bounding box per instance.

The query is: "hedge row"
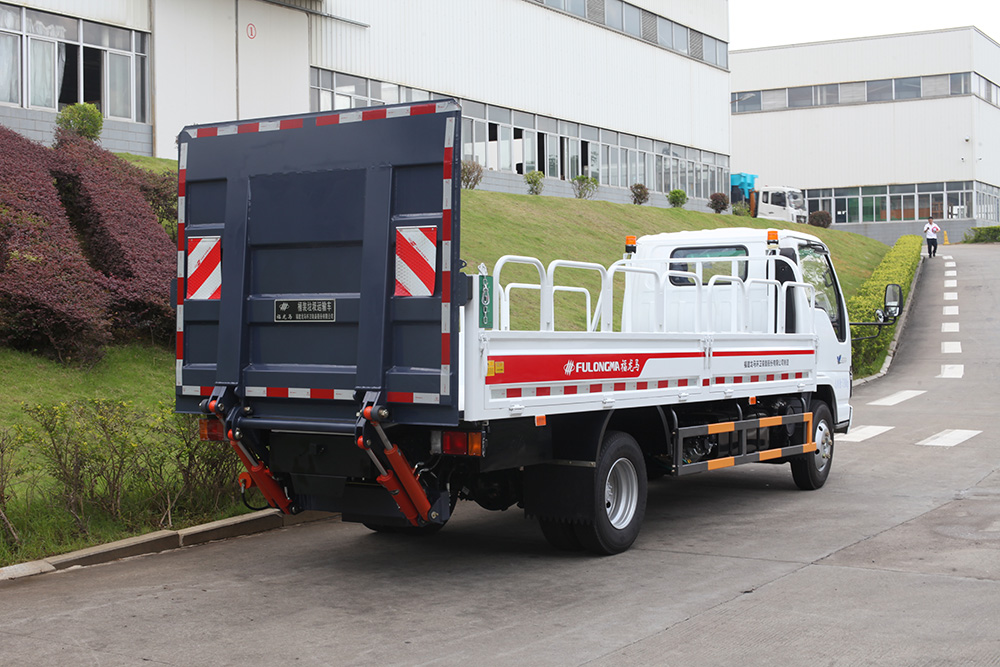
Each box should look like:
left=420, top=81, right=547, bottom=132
left=963, top=226, right=1000, bottom=243
left=847, top=234, right=923, bottom=377
left=0, top=126, right=111, bottom=363
left=51, top=131, right=175, bottom=342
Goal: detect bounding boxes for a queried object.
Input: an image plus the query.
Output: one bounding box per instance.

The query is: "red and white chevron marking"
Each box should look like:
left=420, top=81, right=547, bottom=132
left=395, top=226, right=437, bottom=297
left=186, top=237, right=222, bottom=300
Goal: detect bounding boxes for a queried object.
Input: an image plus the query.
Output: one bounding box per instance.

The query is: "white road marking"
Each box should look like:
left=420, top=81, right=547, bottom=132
left=941, top=322, right=959, bottom=333
left=945, top=270, right=957, bottom=277
left=840, top=425, right=894, bottom=442
left=916, top=430, right=981, bottom=447
left=942, top=255, right=953, bottom=259
left=944, top=292, right=958, bottom=301
left=942, top=342, right=962, bottom=354
left=868, top=390, right=926, bottom=406
left=944, top=280, right=957, bottom=287
left=945, top=261, right=956, bottom=268
left=943, top=306, right=959, bottom=315
left=938, top=365, right=964, bottom=378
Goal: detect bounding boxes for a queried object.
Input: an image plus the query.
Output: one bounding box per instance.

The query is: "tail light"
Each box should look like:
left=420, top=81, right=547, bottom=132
left=440, top=430, right=484, bottom=456
left=199, top=417, right=227, bottom=442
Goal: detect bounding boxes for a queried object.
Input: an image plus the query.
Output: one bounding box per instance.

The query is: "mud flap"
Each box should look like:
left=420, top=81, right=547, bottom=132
left=522, top=463, right=595, bottom=524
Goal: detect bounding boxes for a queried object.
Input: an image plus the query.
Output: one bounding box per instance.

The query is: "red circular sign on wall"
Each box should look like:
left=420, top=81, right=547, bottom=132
left=247, top=23, right=257, bottom=39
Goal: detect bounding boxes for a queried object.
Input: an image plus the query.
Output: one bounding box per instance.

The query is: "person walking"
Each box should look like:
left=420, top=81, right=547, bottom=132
left=923, top=217, right=940, bottom=257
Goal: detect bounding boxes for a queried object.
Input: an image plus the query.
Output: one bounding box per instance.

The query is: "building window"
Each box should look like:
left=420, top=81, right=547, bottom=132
left=894, top=77, right=920, bottom=100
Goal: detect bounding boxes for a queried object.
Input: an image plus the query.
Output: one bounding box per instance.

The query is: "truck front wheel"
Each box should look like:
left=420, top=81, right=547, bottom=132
left=574, top=431, right=647, bottom=555
left=790, top=401, right=834, bottom=490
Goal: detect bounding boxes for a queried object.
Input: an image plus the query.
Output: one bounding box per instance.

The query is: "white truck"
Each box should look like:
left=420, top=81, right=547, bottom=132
left=731, top=173, right=808, bottom=224
left=177, top=100, right=896, bottom=555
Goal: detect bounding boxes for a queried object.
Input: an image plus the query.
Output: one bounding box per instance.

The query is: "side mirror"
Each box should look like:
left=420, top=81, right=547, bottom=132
left=875, top=309, right=885, bottom=323
left=884, top=284, right=902, bottom=319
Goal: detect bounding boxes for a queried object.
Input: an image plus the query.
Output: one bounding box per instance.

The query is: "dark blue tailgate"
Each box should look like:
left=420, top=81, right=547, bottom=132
left=175, top=101, right=463, bottom=428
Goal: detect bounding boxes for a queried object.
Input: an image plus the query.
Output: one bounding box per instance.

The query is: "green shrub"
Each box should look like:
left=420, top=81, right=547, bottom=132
left=571, top=174, right=599, bottom=199
left=848, top=235, right=922, bottom=377
left=732, top=201, right=752, bottom=217
left=461, top=160, right=484, bottom=190
left=809, top=210, right=832, bottom=228
left=0, top=429, right=18, bottom=547
left=963, top=226, right=1000, bottom=243
left=55, top=103, right=103, bottom=141
left=525, top=170, right=545, bottom=195
left=667, top=189, right=687, bottom=208
left=630, top=183, right=650, bottom=205
left=708, top=192, right=729, bottom=214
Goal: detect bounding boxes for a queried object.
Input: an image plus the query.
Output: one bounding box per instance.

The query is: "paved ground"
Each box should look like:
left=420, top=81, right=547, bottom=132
left=1, top=244, right=998, bottom=666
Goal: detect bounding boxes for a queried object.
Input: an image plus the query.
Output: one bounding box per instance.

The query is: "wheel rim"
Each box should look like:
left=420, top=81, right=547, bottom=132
left=814, top=419, right=833, bottom=472
left=604, top=457, right=638, bottom=529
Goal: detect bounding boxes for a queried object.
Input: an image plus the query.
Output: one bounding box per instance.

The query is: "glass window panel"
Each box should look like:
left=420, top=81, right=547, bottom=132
left=866, top=79, right=892, bottom=102
left=309, top=67, right=319, bottom=87
left=918, top=193, right=931, bottom=218
left=408, top=88, right=430, bottom=102
left=686, top=148, right=700, bottom=161
left=500, top=125, right=512, bottom=172
left=537, top=115, right=557, bottom=133
left=488, top=106, right=511, bottom=124
left=0, top=32, right=20, bottom=104
left=25, top=10, right=77, bottom=40
left=333, top=93, right=351, bottom=110
left=580, top=124, right=599, bottom=141
left=605, top=0, right=623, bottom=30
left=673, top=23, right=688, bottom=54
left=889, top=184, right=915, bottom=194
left=736, top=91, right=761, bottom=112
left=717, top=41, right=728, bottom=69
left=600, top=129, right=618, bottom=144
left=700, top=162, right=709, bottom=198
left=462, top=99, right=485, bottom=119
left=462, top=117, right=474, bottom=161
left=83, top=21, right=131, bottom=51
left=636, top=137, right=652, bottom=152
left=523, top=130, right=536, bottom=173
left=902, top=194, right=915, bottom=220
left=848, top=197, right=860, bottom=222
left=319, top=69, right=333, bottom=90
left=336, top=73, right=366, bottom=96
left=108, top=51, right=130, bottom=118
left=861, top=186, right=886, bottom=195
left=635, top=150, right=644, bottom=186
left=931, top=193, right=944, bottom=218
left=589, top=141, right=600, bottom=180
left=567, top=138, right=581, bottom=179
left=608, top=146, right=618, bottom=186
left=29, top=38, right=55, bottom=108
left=566, top=0, right=586, bottom=17
left=947, top=181, right=970, bottom=191
left=352, top=96, right=369, bottom=109
left=134, top=32, right=148, bottom=55
left=317, top=89, right=332, bottom=111
left=890, top=195, right=903, bottom=221
left=655, top=155, right=664, bottom=192
left=309, top=87, right=319, bottom=111
left=918, top=182, right=944, bottom=193
left=628, top=149, right=638, bottom=185
left=619, top=134, right=636, bottom=148
left=512, top=110, right=534, bottom=128
left=894, top=77, right=920, bottom=100
left=816, top=83, right=838, bottom=105
left=0, top=3, right=21, bottom=30
left=834, top=187, right=859, bottom=197
left=544, top=0, right=564, bottom=9
left=372, top=81, right=398, bottom=104
left=922, top=74, right=949, bottom=97
left=787, top=86, right=813, bottom=108
left=657, top=17, right=673, bottom=48
left=545, top=133, right=559, bottom=178
left=670, top=144, right=684, bottom=158
left=839, top=81, right=865, bottom=104
left=558, top=120, right=578, bottom=136
left=947, top=192, right=966, bottom=218
left=601, top=144, right=609, bottom=186
left=951, top=72, right=970, bottom=95
left=134, top=53, right=147, bottom=122
left=474, top=120, right=487, bottom=167
left=703, top=35, right=717, bottom=65
left=622, top=3, right=640, bottom=36
left=760, top=89, right=786, bottom=111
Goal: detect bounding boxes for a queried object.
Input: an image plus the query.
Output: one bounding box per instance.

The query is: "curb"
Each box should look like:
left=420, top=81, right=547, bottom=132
left=852, top=249, right=924, bottom=388
left=0, top=510, right=337, bottom=583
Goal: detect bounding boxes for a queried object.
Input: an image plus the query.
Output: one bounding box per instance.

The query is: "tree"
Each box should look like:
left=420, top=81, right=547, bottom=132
left=809, top=210, right=832, bottom=228
left=630, top=183, right=650, bottom=205
left=571, top=175, right=599, bottom=199
left=667, top=189, right=687, bottom=208
left=708, top=192, right=729, bottom=214
left=460, top=160, right=484, bottom=190
left=524, top=170, right=545, bottom=195
left=55, top=103, right=103, bottom=142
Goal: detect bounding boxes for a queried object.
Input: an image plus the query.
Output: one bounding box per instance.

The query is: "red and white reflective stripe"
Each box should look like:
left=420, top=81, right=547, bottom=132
left=186, top=237, right=222, bottom=300
left=394, top=226, right=437, bottom=297
left=440, top=115, right=455, bottom=398
left=712, top=372, right=806, bottom=384
left=244, top=387, right=355, bottom=400
left=386, top=392, right=441, bottom=405
left=185, top=102, right=459, bottom=140
left=491, top=378, right=699, bottom=400
left=180, top=386, right=214, bottom=397
left=176, top=142, right=188, bottom=388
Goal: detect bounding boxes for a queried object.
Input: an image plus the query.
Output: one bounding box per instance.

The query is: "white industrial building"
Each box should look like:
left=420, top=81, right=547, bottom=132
left=0, top=0, right=732, bottom=208
left=730, top=27, right=1000, bottom=244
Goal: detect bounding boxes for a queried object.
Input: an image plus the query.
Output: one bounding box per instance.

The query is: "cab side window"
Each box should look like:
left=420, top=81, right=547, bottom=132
left=799, top=246, right=845, bottom=341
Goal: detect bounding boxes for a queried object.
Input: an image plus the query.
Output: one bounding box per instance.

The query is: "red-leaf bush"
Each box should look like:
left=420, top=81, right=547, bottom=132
left=51, top=130, right=175, bottom=342
left=0, top=126, right=110, bottom=362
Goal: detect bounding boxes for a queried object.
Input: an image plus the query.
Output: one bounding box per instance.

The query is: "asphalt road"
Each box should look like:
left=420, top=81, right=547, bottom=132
left=1, top=244, right=998, bottom=666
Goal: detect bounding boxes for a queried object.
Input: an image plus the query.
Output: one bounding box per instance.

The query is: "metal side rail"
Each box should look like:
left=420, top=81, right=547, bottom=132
left=675, top=412, right=814, bottom=475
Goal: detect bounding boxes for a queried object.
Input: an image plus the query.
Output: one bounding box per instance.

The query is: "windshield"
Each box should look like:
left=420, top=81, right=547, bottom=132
left=788, top=190, right=806, bottom=211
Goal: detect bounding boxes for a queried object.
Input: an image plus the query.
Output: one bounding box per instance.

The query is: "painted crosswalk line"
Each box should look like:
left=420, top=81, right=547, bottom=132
left=945, top=270, right=956, bottom=277
left=941, top=322, right=959, bottom=333
left=945, top=261, right=956, bottom=268
left=944, top=279, right=957, bottom=288
left=944, top=292, right=958, bottom=301
left=943, top=306, right=959, bottom=316
left=942, top=255, right=953, bottom=259
left=840, top=425, right=894, bottom=442
left=916, top=430, right=981, bottom=447
left=938, top=365, right=964, bottom=378
left=868, top=390, right=926, bottom=406
left=942, top=341, right=962, bottom=354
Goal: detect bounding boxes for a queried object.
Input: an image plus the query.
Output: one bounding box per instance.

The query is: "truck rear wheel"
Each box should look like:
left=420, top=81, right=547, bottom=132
left=790, top=401, right=834, bottom=490
left=574, top=431, right=647, bottom=555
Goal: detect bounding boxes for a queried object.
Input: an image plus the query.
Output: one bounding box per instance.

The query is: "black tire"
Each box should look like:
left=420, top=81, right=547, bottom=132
left=574, top=431, right=647, bottom=555
left=538, top=518, right=583, bottom=551
left=790, top=401, right=834, bottom=490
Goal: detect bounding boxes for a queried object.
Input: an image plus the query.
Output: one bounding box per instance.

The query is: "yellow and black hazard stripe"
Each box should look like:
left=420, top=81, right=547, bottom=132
left=676, top=412, right=815, bottom=475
